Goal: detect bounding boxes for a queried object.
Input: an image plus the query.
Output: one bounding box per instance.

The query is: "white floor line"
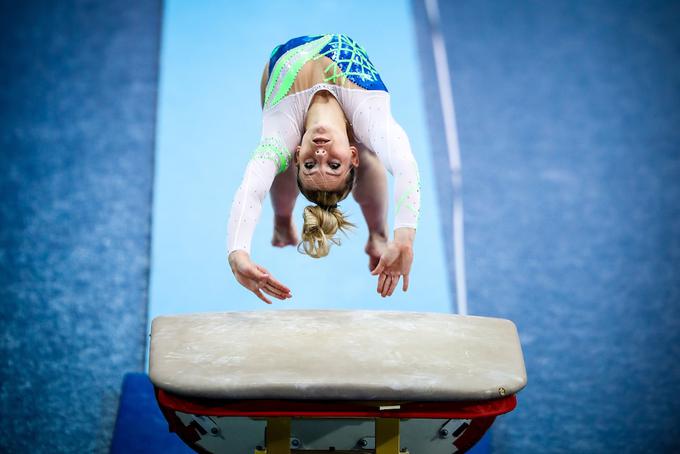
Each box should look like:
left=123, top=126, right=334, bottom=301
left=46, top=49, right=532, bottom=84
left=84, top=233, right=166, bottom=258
left=424, top=0, right=469, bottom=315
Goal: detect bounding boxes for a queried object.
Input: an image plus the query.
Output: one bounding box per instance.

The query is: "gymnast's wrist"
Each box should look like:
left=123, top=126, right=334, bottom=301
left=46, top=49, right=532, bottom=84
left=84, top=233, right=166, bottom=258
left=228, top=249, right=250, bottom=271
left=393, top=227, right=415, bottom=246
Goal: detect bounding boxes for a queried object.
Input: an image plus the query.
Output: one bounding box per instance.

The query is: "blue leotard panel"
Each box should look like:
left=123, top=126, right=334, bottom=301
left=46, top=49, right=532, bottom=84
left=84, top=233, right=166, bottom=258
left=268, top=34, right=388, bottom=92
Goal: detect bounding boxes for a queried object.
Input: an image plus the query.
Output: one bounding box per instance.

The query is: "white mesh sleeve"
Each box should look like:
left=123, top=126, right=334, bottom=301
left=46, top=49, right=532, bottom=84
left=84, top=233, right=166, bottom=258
left=227, top=106, right=300, bottom=255
left=351, top=94, right=420, bottom=229
left=226, top=158, right=277, bottom=254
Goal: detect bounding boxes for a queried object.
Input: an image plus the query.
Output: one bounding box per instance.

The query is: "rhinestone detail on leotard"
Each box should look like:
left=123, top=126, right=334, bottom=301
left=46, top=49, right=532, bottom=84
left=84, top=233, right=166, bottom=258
left=251, top=136, right=289, bottom=174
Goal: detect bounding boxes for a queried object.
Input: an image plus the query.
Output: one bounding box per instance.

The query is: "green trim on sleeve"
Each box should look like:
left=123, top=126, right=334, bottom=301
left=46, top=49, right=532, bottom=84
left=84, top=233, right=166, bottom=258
left=251, top=137, right=290, bottom=174
left=395, top=170, right=421, bottom=223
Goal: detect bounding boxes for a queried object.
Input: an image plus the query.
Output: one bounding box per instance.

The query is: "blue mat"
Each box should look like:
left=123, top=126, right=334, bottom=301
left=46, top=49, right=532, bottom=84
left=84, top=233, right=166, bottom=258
left=111, top=374, right=191, bottom=453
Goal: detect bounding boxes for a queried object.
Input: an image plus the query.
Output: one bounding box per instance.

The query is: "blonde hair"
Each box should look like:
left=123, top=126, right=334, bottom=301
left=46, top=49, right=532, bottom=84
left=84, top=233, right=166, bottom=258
left=297, top=167, right=357, bottom=258
left=299, top=205, right=355, bottom=258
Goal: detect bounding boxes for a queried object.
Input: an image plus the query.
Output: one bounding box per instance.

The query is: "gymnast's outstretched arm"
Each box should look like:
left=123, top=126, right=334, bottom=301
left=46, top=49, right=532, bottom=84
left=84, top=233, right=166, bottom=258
left=350, top=94, right=420, bottom=297
left=226, top=155, right=293, bottom=304
left=226, top=62, right=296, bottom=304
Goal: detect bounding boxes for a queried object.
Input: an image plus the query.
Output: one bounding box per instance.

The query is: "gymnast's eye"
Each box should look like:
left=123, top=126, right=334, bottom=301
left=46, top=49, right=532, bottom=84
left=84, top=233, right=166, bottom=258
left=304, top=161, right=315, bottom=169
left=329, top=162, right=340, bottom=170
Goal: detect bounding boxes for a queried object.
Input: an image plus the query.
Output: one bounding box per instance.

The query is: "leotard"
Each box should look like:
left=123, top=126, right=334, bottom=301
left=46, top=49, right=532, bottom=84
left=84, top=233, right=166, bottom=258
left=227, top=34, right=420, bottom=254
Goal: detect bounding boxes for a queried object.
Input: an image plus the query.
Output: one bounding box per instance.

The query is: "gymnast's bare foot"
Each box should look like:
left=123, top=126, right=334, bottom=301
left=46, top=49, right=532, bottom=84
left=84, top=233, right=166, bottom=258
left=365, top=232, right=388, bottom=272
left=272, top=216, right=299, bottom=247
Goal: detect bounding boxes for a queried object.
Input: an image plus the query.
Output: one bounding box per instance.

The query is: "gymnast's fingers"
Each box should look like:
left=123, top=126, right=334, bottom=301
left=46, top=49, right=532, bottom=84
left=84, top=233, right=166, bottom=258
left=381, top=274, right=393, bottom=297
left=262, top=273, right=291, bottom=295
left=386, top=274, right=400, bottom=297
left=263, top=283, right=290, bottom=300
left=271, top=280, right=292, bottom=295
left=377, top=272, right=388, bottom=295
left=253, top=288, right=272, bottom=305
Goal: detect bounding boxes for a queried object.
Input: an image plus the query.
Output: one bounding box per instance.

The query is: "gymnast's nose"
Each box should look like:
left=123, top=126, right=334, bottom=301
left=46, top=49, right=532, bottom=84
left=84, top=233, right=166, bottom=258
left=315, top=148, right=326, bottom=156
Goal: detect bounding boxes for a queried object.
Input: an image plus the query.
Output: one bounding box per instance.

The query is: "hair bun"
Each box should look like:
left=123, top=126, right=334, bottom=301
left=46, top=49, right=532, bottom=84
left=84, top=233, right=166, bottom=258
left=299, top=205, right=354, bottom=258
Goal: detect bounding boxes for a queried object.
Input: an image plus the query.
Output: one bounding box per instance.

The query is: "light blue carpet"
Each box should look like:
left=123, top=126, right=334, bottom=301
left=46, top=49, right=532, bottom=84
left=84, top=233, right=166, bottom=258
left=149, top=1, right=451, bottom=323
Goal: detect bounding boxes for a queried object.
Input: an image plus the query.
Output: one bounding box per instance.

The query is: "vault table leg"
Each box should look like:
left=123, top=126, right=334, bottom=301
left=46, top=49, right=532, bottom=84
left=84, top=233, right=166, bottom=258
left=375, top=418, right=400, bottom=454
left=266, top=417, right=291, bottom=454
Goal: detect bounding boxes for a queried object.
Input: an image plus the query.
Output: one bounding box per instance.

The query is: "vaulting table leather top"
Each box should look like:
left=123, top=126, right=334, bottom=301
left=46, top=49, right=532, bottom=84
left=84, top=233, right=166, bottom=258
left=149, top=310, right=527, bottom=401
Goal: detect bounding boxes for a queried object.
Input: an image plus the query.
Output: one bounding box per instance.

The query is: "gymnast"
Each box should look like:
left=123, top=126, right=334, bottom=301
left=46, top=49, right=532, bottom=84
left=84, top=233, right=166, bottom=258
left=226, top=34, right=420, bottom=304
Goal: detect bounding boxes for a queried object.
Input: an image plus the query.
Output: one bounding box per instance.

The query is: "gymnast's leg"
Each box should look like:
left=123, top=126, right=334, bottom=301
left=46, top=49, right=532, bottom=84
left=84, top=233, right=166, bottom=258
left=352, top=145, right=389, bottom=271
left=270, top=163, right=300, bottom=247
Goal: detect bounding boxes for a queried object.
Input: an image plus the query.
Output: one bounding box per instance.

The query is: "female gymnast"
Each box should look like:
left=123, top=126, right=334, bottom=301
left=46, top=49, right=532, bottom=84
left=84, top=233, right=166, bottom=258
left=226, top=34, right=420, bottom=304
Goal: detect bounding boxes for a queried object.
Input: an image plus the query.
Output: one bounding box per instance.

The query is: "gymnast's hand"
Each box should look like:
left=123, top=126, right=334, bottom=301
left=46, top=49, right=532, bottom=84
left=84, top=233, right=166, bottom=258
left=228, top=250, right=292, bottom=304
left=370, top=228, right=415, bottom=297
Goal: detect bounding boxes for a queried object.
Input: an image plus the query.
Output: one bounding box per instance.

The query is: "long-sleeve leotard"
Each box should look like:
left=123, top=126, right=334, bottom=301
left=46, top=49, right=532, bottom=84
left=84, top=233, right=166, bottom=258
left=227, top=83, right=420, bottom=254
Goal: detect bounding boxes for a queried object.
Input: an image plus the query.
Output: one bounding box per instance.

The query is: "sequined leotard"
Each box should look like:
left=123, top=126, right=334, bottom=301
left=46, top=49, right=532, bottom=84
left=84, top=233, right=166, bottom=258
left=227, top=34, right=420, bottom=254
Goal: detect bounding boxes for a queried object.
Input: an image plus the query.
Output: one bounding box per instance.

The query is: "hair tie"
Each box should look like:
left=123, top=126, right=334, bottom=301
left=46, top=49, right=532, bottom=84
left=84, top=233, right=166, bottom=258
left=319, top=203, right=338, bottom=211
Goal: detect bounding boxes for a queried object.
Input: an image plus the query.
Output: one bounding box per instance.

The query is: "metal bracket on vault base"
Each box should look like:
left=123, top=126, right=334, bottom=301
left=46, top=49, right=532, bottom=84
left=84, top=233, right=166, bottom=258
left=253, top=417, right=408, bottom=454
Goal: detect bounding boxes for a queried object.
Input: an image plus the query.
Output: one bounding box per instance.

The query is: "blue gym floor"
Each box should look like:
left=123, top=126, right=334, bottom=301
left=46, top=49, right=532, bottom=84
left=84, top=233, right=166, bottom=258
left=1, top=1, right=679, bottom=453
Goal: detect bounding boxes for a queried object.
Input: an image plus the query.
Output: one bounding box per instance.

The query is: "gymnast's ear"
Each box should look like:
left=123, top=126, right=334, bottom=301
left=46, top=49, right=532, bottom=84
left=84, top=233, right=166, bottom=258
left=294, top=146, right=301, bottom=165
left=350, top=145, right=359, bottom=167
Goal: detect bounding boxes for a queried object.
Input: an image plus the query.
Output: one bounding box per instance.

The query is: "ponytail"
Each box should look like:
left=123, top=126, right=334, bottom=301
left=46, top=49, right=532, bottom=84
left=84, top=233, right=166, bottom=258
left=299, top=205, right=354, bottom=258
left=296, top=166, right=357, bottom=258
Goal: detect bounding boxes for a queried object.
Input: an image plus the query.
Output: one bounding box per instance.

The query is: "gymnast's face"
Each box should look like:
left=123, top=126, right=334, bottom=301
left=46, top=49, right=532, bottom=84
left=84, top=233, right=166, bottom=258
left=295, top=124, right=358, bottom=191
